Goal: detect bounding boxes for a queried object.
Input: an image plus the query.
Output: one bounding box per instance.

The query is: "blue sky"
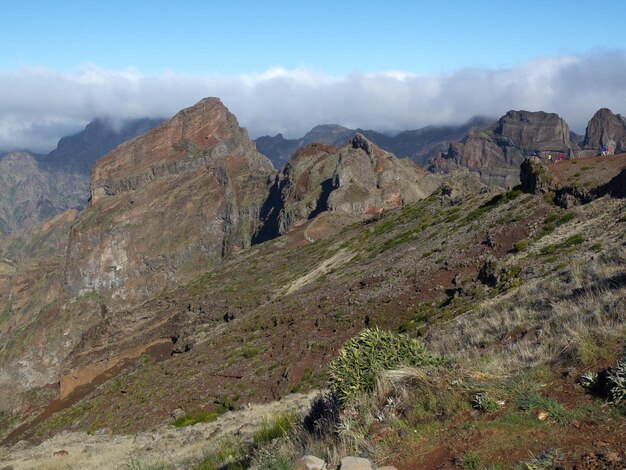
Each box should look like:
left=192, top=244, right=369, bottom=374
left=3, top=0, right=622, bottom=75
left=2, top=1, right=626, bottom=151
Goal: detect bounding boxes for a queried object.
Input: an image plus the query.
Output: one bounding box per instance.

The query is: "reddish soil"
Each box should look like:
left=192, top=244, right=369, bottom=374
left=547, top=152, right=626, bottom=186
left=396, top=373, right=626, bottom=469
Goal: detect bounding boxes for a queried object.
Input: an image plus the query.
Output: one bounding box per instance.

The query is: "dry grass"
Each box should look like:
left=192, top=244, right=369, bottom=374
left=425, top=247, right=626, bottom=375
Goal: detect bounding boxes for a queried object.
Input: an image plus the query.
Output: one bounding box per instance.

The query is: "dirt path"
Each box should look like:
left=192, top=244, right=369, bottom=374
left=0, top=391, right=317, bottom=470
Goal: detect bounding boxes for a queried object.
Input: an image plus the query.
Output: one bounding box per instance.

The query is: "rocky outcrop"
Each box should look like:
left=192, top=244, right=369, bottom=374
left=431, top=110, right=577, bottom=187
left=65, top=98, right=275, bottom=306
left=582, top=108, right=626, bottom=154
left=521, top=153, right=626, bottom=207
left=520, top=156, right=558, bottom=194
left=256, top=134, right=439, bottom=241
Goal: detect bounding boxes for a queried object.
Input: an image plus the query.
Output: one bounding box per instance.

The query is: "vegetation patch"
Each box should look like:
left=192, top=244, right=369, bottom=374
left=328, top=327, right=443, bottom=403
left=173, top=409, right=222, bottom=427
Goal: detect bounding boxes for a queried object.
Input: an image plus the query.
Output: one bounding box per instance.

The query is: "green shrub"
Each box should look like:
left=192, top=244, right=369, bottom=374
left=544, top=213, right=558, bottom=224
left=514, top=239, right=529, bottom=252
left=328, top=327, right=442, bottom=403
left=195, top=437, right=247, bottom=470
left=562, top=234, right=584, bottom=248
left=558, top=212, right=576, bottom=224
left=460, top=451, right=482, bottom=470
left=173, top=409, right=221, bottom=427
left=578, top=371, right=599, bottom=390
left=472, top=392, right=500, bottom=412
left=541, top=222, right=555, bottom=235
left=123, top=460, right=169, bottom=470
left=253, top=413, right=295, bottom=445
left=519, top=449, right=564, bottom=470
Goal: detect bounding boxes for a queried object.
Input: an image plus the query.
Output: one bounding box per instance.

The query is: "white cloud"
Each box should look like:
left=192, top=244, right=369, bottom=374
left=1, top=50, right=626, bottom=152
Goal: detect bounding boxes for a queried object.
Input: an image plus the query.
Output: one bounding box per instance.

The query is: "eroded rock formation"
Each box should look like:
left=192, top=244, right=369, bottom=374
left=431, top=110, right=578, bottom=187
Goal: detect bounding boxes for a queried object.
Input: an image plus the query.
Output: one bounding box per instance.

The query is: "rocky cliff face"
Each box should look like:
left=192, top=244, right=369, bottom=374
left=582, top=108, right=626, bottom=153
left=65, top=98, right=275, bottom=306
left=256, top=134, right=439, bottom=241
left=431, top=110, right=577, bottom=187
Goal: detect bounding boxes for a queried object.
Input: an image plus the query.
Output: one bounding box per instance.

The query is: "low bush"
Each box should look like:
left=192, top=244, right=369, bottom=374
left=514, top=239, right=529, bottom=252
left=328, top=327, right=443, bottom=403
left=253, top=413, right=295, bottom=445
left=514, top=391, right=567, bottom=424
left=472, top=392, right=499, bottom=412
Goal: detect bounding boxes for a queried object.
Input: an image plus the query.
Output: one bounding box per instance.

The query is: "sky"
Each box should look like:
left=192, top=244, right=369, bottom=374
left=2, top=0, right=626, bottom=152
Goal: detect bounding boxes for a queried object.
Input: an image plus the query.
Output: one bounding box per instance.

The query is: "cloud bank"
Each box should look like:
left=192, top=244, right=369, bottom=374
left=2, top=51, right=626, bottom=152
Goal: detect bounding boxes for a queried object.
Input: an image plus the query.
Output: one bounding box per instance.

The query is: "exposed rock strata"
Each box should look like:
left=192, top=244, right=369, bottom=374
left=66, top=98, right=275, bottom=306
left=256, top=134, right=439, bottom=241
left=582, top=108, right=626, bottom=154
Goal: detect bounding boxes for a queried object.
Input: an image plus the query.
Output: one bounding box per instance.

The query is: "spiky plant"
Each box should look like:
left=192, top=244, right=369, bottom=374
left=471, top=392, right=499, bottom=412
left=578, top=371, right=599, bottom=390
left=327, top=327, right=441, bottom=403
left=607, top=357, right=626, bottom=404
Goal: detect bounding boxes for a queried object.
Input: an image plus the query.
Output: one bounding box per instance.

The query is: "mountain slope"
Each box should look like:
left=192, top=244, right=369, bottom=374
left=1, top=101, right=625, bottom=470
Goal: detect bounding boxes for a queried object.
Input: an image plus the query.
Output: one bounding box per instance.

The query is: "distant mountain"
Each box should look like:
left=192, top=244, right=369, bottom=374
left=0, top=117, right=163, bottom=237
left=254, top=117, right=494, bottom=168
left=430, top=110, right=578, bottom=187
left=40, top=117, right=164, bottom=174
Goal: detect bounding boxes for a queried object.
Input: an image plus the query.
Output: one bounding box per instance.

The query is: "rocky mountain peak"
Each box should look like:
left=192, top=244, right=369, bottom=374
left=90, top=97, right=271, bottom=205
left=68, top=97, right=275, bottom=305
left=350, top=133, right=373, bottom=155
left=582, top=107, right=626, bottom=152
left=256, top=137, right=439, bottom=241
left=431, top=109, right=577, bottom=187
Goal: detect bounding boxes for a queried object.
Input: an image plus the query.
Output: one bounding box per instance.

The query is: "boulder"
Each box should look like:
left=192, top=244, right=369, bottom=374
left=520, top=156, right=558, bottom=194
left=294, top=455, right=327, bottom=470
left=339, top=456, right=376, bottom=470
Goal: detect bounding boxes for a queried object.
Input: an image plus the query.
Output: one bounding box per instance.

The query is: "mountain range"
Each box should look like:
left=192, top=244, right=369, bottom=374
left=0, top=99, right=625, bottom=468
left=255, top=116, right=494, bottom=168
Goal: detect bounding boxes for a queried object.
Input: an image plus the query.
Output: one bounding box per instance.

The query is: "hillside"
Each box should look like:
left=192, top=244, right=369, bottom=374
left=0, top=100, right=625, bottom=469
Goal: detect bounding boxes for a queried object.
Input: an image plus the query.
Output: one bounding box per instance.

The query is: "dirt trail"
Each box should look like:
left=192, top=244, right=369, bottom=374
left=0, top=391, right=316, bottom=470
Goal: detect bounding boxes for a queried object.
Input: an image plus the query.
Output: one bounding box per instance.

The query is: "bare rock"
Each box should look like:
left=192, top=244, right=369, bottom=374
left=256, top=134, right=439, bottom=241
left=171, top=408, right=186, bottom=420
left=432, top=110, right=577, bottom=187
left=294, top=455, right=327, bottom=470
left=65, top=97, right=276, bottom=307
left=582, top=108, right=626, bottom=153
left=339, top=456, right=376, bottom=469
left=520, top=156, right=558, bottom=194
